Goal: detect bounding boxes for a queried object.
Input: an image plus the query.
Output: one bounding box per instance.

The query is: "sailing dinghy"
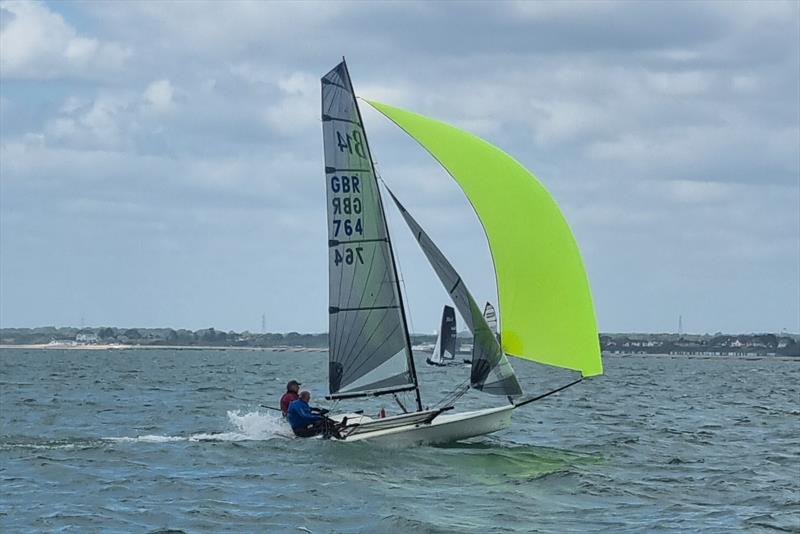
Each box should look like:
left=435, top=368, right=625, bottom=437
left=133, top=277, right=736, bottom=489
left=427, top=305, right=457, bottom=366
left=320, top=59, right=602, bottom=445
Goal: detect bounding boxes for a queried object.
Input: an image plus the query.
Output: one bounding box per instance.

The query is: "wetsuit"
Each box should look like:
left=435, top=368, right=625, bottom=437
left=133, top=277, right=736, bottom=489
left=287, top=399, right=341, bottom=439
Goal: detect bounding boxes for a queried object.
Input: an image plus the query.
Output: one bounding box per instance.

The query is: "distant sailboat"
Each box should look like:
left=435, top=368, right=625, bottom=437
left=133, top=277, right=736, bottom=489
left=483, top=302, right=498, bottom=338
left=461, top=302, right=498, bottom=364
left=319, top=59, right=602, bottom=445
left=427, top=305, right=456, bottom=366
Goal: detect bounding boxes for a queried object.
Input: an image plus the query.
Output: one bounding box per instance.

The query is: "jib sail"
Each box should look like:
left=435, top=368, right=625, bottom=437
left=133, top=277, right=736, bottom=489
left=386, top=188, right=522, bottom=397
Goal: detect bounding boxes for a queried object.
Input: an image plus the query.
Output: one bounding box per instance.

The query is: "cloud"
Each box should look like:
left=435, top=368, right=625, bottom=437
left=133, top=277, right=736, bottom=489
left=45, top=94, right=133, bottom=149
left=0, top=0, right=797, bottom=333
left=142, top=79, right=174, bottom=113
left=261, top=71, right=318, bottom=137
left=0, top=0, right=130, bottom=79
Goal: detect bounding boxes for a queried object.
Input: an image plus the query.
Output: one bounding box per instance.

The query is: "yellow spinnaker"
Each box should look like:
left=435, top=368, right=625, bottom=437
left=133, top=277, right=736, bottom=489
left=368, top=101, right=602, bottom=377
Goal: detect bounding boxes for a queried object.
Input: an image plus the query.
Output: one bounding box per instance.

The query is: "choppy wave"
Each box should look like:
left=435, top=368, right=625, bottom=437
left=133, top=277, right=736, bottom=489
left=104, top=410, right=293, bottom=443
left=3, top=348, right=799, bottom=533
left=0, top=439, right=84, bottom=451
left=1, top=411, right=293, bottom=451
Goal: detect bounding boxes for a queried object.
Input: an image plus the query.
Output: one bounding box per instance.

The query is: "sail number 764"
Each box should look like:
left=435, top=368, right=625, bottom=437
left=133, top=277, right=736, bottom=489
left=334, top=247, right=364, bottom=266
left=332, top=218, right=363, bottom=237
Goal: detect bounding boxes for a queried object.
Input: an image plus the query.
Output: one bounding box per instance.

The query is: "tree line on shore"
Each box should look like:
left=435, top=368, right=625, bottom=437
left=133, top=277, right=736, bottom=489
left=0, top=327, right=797, bottom=356
left=0, top=327, right=331, bottom=348
left=600, top=332, right=798, bottom=357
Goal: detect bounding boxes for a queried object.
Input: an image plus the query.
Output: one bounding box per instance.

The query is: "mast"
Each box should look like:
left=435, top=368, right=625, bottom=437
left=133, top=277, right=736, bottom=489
left=381, top=183, right=424, bottom=411
left=341, top=59, right=423, bottom=412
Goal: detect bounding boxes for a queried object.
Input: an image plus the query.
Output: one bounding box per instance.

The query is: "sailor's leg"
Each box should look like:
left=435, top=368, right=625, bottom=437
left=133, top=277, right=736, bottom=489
left=293, top=423, right=321, bottom=438
left=320, top=418, right=344, bottom=440
left=294, top=419, right=344, bottom=439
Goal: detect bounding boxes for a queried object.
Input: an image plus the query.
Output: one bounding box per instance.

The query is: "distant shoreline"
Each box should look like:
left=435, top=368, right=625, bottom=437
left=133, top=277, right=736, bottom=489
left=0, top=344, right=327, bottom=352
left=3, top=328, right=798, bottom=357
left=614, top=352, right=799, bottom=362
left=1, top=344, right=797, bottom=361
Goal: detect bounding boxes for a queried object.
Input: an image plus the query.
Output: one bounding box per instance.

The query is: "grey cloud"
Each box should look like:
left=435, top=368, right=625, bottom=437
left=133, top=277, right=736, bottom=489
left=1, top=0, right=797, bottom=333
left=0, top=6, right=15, bottom=32
left=0, top=0, right=130, bottom=80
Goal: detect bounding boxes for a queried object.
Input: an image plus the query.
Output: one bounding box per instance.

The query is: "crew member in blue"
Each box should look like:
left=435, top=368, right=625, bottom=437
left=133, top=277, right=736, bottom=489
left=286, top=391, right=344, bottom=439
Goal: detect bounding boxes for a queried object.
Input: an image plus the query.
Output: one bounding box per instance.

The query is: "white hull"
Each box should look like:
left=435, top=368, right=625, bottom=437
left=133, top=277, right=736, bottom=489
left=332, top=405, right=514, bottom=446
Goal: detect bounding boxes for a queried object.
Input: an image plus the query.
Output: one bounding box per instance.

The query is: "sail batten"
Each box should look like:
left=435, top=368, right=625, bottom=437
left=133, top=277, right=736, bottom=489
left=367, top=101, right=603, bottom=378
left=322, top=62, right=418, bottom=397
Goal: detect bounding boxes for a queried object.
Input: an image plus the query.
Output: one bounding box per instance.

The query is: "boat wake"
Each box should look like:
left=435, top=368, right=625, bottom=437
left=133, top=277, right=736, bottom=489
left=105, top=410, right=294, bottom=444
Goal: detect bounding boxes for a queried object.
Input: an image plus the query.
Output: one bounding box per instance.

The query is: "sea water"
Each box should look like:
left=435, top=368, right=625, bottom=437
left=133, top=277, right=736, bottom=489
left=1, top=348, right=797, bottom=533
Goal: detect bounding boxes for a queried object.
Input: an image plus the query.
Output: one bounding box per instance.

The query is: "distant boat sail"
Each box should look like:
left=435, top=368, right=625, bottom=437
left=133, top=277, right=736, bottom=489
left=318, top=59, right=602, bottom=445
left=483, top=302, right=498, bottom=337
left=427, top=305, right=456, bottom=366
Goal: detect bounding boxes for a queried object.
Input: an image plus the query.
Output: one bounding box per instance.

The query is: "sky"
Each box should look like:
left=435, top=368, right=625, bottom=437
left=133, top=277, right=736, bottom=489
left=0, top=0, right=798, bottom=335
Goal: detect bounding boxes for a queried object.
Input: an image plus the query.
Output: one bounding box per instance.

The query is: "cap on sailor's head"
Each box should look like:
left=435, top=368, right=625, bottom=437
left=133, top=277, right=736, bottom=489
left=287, top=379, right=301, bottom=389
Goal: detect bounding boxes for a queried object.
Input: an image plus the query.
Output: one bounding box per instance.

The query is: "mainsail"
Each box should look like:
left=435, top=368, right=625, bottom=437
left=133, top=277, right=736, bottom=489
left=321, top=62, right=419, bottom=400
left=368, top=101, right=603, bottom=378
left=386, top=189, right=522, bottom=396
left=427, top=305, right=456, bottom=365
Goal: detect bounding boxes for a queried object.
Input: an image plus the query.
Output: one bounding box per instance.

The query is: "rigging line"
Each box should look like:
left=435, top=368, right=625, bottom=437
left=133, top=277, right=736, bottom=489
left=434, top=377, right=471, bottom=409
left=435, top=378, right=465, bottom=407
left=363, top=144, right=421, bottom=413
left=353, top=85, right=420, bottom=410
left=376, top=172, right=416, bottom=337
left=513, top=378, right=583, bottom=409
left=447, top=384, right=470, bottom=407
left=392, top=195, right=469, bottom=333
left=392, top=393, right=408, bottom=414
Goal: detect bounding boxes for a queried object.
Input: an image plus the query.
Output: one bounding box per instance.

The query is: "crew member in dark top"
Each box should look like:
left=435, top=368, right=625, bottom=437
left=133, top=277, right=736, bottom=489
left=286, top=391, right=344, bottom=439
left=279, top=380, right=301, bottom=416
